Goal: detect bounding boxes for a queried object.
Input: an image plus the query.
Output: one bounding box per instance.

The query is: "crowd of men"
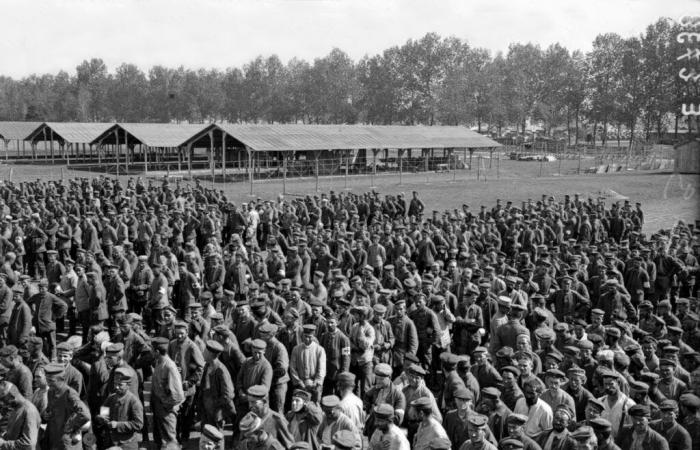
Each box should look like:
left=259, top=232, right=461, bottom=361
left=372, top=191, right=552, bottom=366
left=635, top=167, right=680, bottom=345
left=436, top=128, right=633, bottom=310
left=0, top=174, right=698, bottom=450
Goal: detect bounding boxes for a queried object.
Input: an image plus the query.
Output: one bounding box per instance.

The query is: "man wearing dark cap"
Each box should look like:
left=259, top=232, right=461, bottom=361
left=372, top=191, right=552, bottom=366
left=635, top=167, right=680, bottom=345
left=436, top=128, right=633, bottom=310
left=616, top=404, right=669, bottom=450
left=541, top=369, right=577, bottom=422
left=236, top=339, right=273, bottom=419
left=28, top=279, right=68, bottom=360
left=505, top=413, right=541, bottom=450
left=150, top=336, right=184, bottom=449
left=43, top=363, right=91, bottom=450
left=0, top=345, right=32, bottom=398
left=598, top=369, right=635, bottom=438
left=492, top=303, right=529, bottom=353
left=7, top=284, right=32, bottom=348
left=286, top=388, right=324, bottom=448
left=255, top=321, right=289, bottom=414
left=200, top=423, right=227, bottom=450
left=650, top=399, right=691, bottom=450
left=366, top=363, right=407, bottom=437
left=564, top=367, right=595, bottom=422
left=0, top=380, right=41, bottom=450
left=245, top=385, right=294, bottom=448
left=412, top=395, right=449, bottom=450
left=548, top=275, right=589, bottom=322
left=169, top=320, right=205, bottom=442
left=535, top=404, right=576, bottom=450
left=478, top=387, right=512, bottom=442
left=589, top=418, right=619, bottom=450
left=96, top=367, right=144, bottom=450
left=471, top=346, right=503, bottom=389
left=348, top=305, right=375, bottom=397
left=389, top=298, right=419, bottom=376
left=198, top=340, right=236, bottom=434
left=501, top=365, right=524, bottom=411
left=289, top=324, right=326, bottom=402
left=318, top=313, right=351, bottom=397
left=461, top=414, right=498, bottom=450
left=318, top=395, right=359, bottom=447
left=658, top=358, right=688, bottom=402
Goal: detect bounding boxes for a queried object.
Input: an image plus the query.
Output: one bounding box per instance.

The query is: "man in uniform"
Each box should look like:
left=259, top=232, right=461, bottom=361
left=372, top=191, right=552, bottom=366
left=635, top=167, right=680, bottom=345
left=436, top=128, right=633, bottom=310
left=150, top=336, right=184, bottom=449
left=319, top=313, right=351, bottom=396
left=0, top=380, right=41, bottom=449
left=650, top=400, right=692, bottom=450
left=96, top=367, right=144, bottom=450
left=367, top=403, right=410, bottom=450
left=198, top=340, right=236, bottom=433
left=28, top=278, right=68, bottom=360
left=169, top=320, right=205, bottom=442
left=258, top=322, right=290, bottom=414
left=236, top=339, right=273, bottom=420
left=505, top=413, right=542, bottom=450
left=411, top=396, right=449, bottom=450
left=245, top=385, right=294, bottom=448
left=460, top=414, right=498, bottom=450
left=43, top=363, right=91, bottom=450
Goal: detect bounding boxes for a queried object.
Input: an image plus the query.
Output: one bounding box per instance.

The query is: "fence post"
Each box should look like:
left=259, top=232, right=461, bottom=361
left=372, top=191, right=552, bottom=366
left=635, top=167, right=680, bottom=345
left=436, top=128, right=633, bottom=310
left=315, top=152, right=320, bottom=193
left=424, top=149, right=429, bottom=183
left=539, top=155, right=543, bottom=177
left=477, top=156, right=481, bottom=181
left=452, top=149, right=456, bottom=182
left=558, top=155, right=562, bottom=175
left=497, top=153, right=500, bottom=179
left=344, top=151, right=349, bottom=190
left=577, top=150, right=582, bottom=175
left=283, top=153, right=287, bottom=195
left=399, top=150, right=403, bottom=185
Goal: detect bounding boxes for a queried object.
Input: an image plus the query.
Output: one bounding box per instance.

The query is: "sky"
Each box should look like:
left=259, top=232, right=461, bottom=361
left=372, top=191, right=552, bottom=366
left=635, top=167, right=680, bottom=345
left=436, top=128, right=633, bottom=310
left=0, top=0, right=696, bottom=78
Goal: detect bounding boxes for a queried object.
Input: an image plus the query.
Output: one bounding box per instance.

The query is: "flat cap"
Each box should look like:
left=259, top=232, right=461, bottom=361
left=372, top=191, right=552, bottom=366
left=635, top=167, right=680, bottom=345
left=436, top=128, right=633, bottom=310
left=411, top=396, right=433, bottom=411
left=589, top=417, right=612, bottom=431
left=374, top=363, right=392, bottom=377
left=500, top=438, right=524, bottom=450
left=246, top=385, right=268, bottom=399
left=238, top=412, right=262, bottom=434
left=202, top=424, right=224, bottom=442
left=105, top=343, right=125, bottom=354
left=205, top=340, right=224, bottom=353
left=628, top=404, right=651, bottom=417
left=373, top=403, right=395, bottom=420
left=468, top=414, right=489, bottom=427
left=321, top=395, right=340, bottom=409
left=506, top=413, right=528, bottom=426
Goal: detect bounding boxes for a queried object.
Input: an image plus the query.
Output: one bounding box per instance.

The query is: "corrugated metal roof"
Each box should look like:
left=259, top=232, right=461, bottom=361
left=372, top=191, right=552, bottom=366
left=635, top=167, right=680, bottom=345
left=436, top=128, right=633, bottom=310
left=0, top=121, right=42, bottom=140
left=94, top=123, right=212, bottom=147
left=27, top=122, right=115, bottom=144
left=217, top=124, right=500, bottom=151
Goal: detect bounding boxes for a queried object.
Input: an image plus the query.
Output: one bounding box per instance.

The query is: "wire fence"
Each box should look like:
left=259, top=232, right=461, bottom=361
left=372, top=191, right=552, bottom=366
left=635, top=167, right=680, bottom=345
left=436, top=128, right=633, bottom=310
left=1, top=145, right=676, bottom=197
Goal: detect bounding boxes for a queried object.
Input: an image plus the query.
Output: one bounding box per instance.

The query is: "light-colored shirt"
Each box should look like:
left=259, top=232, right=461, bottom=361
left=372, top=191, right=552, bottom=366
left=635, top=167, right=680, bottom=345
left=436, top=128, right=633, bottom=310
left=369, top=423, right=410, bottom=450
left=513, top=397, right=553, bottom=437
left=349, top=321, right=375, bottom=364
left=338, top=392, right=366, bottom=432
left=599, top=393, right=635, bottom=438
left=289, top=341, right=326, bottom=386
left=413, top=416, right=449, bottom=450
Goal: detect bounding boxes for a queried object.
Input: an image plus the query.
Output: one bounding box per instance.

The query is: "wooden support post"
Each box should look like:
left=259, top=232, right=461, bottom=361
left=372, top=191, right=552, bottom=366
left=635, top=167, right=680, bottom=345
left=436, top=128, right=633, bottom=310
left=399, top=149, right=403, bottom=185
left=124, top=129, right=129, bottom=173
left=282, top=153, right=287, bottom=195
left=208, top=130, right=215, bottom=185
left=177, top=146, right=182, bottom=173
left=3, top=139, right=7, bottom=162
left=145, top=145, right=149, bottom=176
left=371, top=149, right=378, bottom=188
left=114, top=130, right=120, bottom=177
left=314, top=152, right=320, bottom=192
left=248, top=147, right=254, bottom=195
left=187, top=143, right=193, bottom=180
left=66, top=143, right=71, bottom=167
left=222, top=130, right=227, bottom=181
left=49, top=129, right=55, bottom=164
left=345, top=150, right=349, bottom=190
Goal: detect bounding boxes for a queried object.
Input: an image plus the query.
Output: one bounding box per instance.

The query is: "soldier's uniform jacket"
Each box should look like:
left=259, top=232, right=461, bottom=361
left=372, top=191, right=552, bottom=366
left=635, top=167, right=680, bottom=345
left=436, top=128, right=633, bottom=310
left=45, top=384, right=91, bottom=450
left=167, top=337, right=204, bottom=397
left=28, top=291, right=67, bottom=333
left=198, top=357, right=236, bottom=423
left=101, top=390, right=144, bottom=447
left=151, top=354, right=185, bottom=409
left=264, top=336, right=290, bottom=386
left=2, top=396, right=41, bottom=450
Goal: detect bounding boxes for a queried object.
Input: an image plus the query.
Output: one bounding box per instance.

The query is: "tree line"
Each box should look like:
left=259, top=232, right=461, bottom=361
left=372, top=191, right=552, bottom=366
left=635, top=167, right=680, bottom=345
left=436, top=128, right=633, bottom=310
left=0, top=17, right=696, bottom=144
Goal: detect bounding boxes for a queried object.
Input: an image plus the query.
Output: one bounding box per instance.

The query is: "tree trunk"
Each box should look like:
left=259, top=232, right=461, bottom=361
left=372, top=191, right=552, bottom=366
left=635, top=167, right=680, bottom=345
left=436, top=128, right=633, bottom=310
left=592, top=121, right=598, bottom=148
left=566, top=107, right=571, bottom=147
left=575, top=107, right=580, bottom=146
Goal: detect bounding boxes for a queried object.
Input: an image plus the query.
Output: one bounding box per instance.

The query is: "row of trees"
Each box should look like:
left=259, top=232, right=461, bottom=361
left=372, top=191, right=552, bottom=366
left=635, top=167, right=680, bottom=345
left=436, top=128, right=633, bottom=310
left=0, top=18, right=696, bottom=143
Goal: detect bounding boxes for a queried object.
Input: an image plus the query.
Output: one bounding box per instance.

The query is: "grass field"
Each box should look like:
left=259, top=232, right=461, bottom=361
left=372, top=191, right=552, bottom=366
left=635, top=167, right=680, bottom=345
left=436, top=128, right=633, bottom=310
left=2, top=159, right=697, bottom=234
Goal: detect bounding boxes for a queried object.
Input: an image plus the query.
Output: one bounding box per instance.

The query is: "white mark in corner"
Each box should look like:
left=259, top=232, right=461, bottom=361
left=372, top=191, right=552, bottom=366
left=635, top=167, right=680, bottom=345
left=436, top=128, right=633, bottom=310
left=663, top=173, right=696, bottom=201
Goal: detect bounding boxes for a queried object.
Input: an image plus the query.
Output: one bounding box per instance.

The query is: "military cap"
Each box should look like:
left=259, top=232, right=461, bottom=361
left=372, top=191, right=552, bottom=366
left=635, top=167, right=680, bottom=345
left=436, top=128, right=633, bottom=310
left=258, top=322, right=278, bottom=335
left=116, top=315, right=133, bottom=324
left=239, top=412, right=262, bottom=434
left=663, top=345, right=680, bottom=354
left=501, top=438, right=524, bottom=450
left=56, top=341, right=75, bottom=353
left=510, top=302, right=527, bottom=312
left=373, top=403, right=395, bottom=420
left=481, top=387, right=501, bottom=399
left=676, top=297, right=690, bottom=305
left=44, top=363, right=65, bottom=376
left=454, top=386, right=473, bottom=400
left=554, top=404, right=574, bottom=418
left=659, top=358, right=676, bottom=367
left=567, top=367, right=586, bottom=378
left=605, top=327, right=621, bottom=338
left=202, top=424, right=224, bottom=443
left=590, top=308, right=605, bottom=316
left=588, top=334, right=604, bottom=345
left=373, top=303, right=387, bottom=315
left=38, top=278, right=49, bottom=287
left=506, top=413, right=528, bottom=426
left=250, top=339, right=267, bottom=351
left=587, top=417, right=611, bottom=432
left=0, top=345, right=18, bottom=357
left=629, top=380, right=649, bottom=392
left=137, top=255, right=148, bottom=262
left=535, top=328, right=555, bottom=340
left=105, top=343, right=125, bottom=354
left=28, top=336, right=43, bottom=346
left=408, top=364, right=427, bottom=377
left=473, top=346, right=488, bottom=354
left=151, top=337, right=170, bottom=349
left=680, top=393, right=700, bottom=409
left=114, top=367, right=133, bottom=383
left=496, top=347, right=514, bottom=358
left=638, top=372, right=660, bottom=384
left=587, top=397, right=606, bottom=412
left=501, top=366, right=521, bottom=377
left=571, top=426, right=594, bottom=442
left=497, top=296, right=512, bottom=307
left=411, top=396, right=433, bottom=411
left=659, top=400, right=679, bottom=411
left=628, top=404, right=651, bottom=417
left=336, top=372, right=356, bottom=385
left=468, top=414, right=489, bottom=428
left=545, top=352, right=563, bottom=363
left=246, top=385, right=268, bottom=399
left=546, top=369, right=566, bottom=379
left=374, top=363, right=392, bottom=377
left=563, top=346, right=580, bottom=356
left=332, top=430, right=357, bottom=449
left=639, top=301, right=653, bottom=309
left=321, top=395, right=340, bottom=409
left=292, top=389, right=311, bottom=401
left=212, top=325, right=232, bottom=337
left=205, top=340, right=224, bottom=354
left=554, top=323, right=569, bottom=332
left=302, top=324, right=317, bottom=335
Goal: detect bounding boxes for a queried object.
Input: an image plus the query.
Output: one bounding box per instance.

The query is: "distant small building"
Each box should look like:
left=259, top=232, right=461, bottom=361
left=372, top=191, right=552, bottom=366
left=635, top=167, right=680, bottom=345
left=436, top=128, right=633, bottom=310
left=674, top=139, right=700, bottom=174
